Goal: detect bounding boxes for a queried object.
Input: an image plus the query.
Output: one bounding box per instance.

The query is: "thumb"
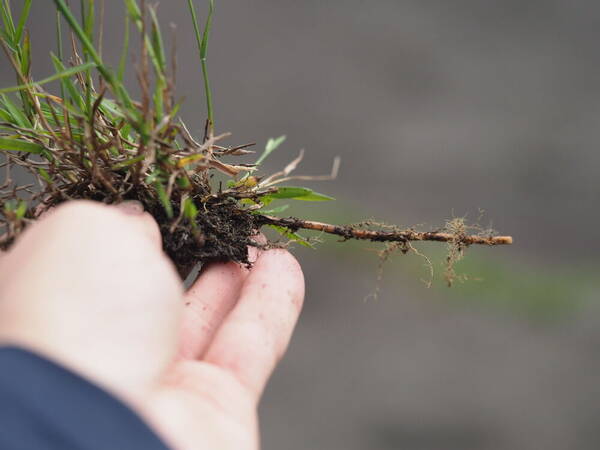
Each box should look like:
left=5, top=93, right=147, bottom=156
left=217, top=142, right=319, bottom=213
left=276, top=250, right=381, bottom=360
left=0, top=200, right=182, bottom=402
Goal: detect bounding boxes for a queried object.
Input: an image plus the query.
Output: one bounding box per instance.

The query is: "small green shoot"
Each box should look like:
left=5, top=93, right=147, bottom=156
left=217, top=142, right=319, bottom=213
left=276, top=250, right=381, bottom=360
left=255, top=135, right=286, bottom=166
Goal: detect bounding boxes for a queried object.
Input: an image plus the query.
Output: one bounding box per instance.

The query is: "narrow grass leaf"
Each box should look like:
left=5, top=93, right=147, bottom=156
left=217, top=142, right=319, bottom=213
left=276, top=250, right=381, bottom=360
left=15, top=199, right=27, bottom=219
left=0, top=94, right=31, bottom=127
left=148, top=6, right=166, bottom=73
left=187, top=0, right=215, bottom=128
left=14, top=0, right=31, bottom=43
left=53, top=0, right=132, bottom=109
left=0, top=0, right=16, bottom=42
left=17, top=31, right=34, bottom=118
left=82, top=0, right=95, bottom=112
left=98, top=98, right=125, bottom=120
left=125, top=1, right=163, bottom=79
left=183, top=197, right=199, bottom=221
left=154, top=181, right=173, bottom=218
left=200, top=0, right=214, bottom=127
left=124, top=0, right=142, bottom=22
left=294, top=191, right=335, bottom=201
left=50, top=53, right=85, bottom=111
left=111, top=155, right=145, bottom=170
left=269, top=225, right=315, bottom=248
left=0, top=136, right=44, bottom=153
left=38, top=168, right=52, bottom=183
left=53, top=0, right=100, bottom=67
left=148, top=6, right=166, bottom=118
left=268, top=186, right=334, bottom=201
left=255, top=135, right=286, bottom=166
left=19, top=30, right=30, bottom=75
left=0, top=61, right=96, bottom=94
left=0, top=107, right=12, bottom=122
left=55, top=9, right=65, bottom=99
left=118, top=14, right=130, bottom=82
left=257, top=204, right=289, bottom=215
left=267, top=186, right=311, bottom=199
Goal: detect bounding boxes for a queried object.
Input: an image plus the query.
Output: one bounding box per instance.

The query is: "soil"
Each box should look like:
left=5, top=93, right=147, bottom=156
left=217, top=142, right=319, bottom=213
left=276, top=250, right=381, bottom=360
left=35, top=180, right=262, bottom=278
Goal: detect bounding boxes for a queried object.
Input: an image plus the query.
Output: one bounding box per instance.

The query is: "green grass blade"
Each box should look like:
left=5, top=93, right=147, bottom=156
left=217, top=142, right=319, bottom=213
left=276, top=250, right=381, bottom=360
left=39, top=101, right=80, bottom=127
left=124, top=1, right=164, bottom=78
left=268, top=225, right=315, bottom=248
left=83, top=0, right=95, bottom=43
left=256, top=204, right=290, bottom=215
left=55, top=10, right=65, bottom=99
left=0, top=136, right=44, bottom=153
left=266, top=187, right=311, bottom=199
left=97, top=98, right=125, bottom=120
left=123, top=0, right=167, bottom=122
left=53, top=0, right=102, bottom=73
left=187, top=0, right=214, bottom=129
left=154, top=180, right=173, bottom=218
left=183, top=197, right=199, bottom=222
left=19, top=30, right=30, bottom=75
left=55, top=9, right=63, bottom=60
left=293, top=191, right=335, bottom=201
left=0, top=61, right=96, bottom=94
left=0, top=94, right=31, bottom=127
left=124, top=0, right=142, bottom=22
left=17, top=30, right=34, bottom=118
left=148, top=6, right=166, bottom=74
left=263, top=187, right=335, bottom=202
left=53, top=0, right=132, bottom=109
left=81, top=0, right=95, bottom=112
left=14, top=199, right=27, bottom=220
left=118, top=14, right=130, bottom=82
left=50, top=53, right=85, bottom=111
left=148, top=5, right=166, bottom=118
left=200, top=0, right=214, bottom=128
left=255, top=135, right=286, bottom=166
left=0, top=107, right=12, bottom=122
left=38, top=168, right=52, bottom=183
left=14, top=0, right=31, bottom=43
left=111, top=155, right=145, bottom=170
left=0, top=0, right=16, bottom=42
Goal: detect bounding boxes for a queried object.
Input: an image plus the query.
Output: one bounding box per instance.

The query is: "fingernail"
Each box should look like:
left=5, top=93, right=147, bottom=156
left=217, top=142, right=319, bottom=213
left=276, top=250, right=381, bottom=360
left=248, top=245, right=261, bottom=263
left=116, top=200, right=145, bottom=215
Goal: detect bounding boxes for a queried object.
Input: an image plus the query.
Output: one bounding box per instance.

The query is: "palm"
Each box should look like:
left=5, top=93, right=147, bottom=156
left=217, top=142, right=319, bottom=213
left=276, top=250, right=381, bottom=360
left=0, top=202, right=304, bottom=450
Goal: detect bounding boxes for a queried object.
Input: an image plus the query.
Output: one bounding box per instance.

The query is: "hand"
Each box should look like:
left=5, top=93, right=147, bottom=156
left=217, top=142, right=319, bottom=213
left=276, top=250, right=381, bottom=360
left=0, top=200, right=305, bottom=449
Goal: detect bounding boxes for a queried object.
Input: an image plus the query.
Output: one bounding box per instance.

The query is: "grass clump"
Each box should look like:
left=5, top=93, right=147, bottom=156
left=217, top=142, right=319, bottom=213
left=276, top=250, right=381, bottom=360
left=0, top=0, right=512, bottom=282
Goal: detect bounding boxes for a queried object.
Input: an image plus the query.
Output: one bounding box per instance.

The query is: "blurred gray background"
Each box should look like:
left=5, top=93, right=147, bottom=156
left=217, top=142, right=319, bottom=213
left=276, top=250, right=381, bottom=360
left=3, top=1, right=600, bottom=449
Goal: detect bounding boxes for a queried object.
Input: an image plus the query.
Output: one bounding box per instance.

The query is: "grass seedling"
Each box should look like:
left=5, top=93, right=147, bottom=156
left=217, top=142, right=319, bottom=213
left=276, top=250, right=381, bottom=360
left=0, top=0, right=512, bottom=283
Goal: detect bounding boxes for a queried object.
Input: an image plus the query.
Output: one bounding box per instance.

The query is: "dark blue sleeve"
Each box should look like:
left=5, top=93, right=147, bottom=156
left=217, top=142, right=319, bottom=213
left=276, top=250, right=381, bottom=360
left=0, top=346, right=169, bottom=450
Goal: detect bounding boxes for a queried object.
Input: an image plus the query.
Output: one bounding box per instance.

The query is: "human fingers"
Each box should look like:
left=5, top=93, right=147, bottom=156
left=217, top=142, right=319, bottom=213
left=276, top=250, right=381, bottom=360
left=179, top=261, right=249, bottom=360
left=0, top=200, right=182, bottom=400
left=202, top=249, right=304, bottom=401
left=179, top=236, right=265, bottom=360
left=113, top=200, right=163, bottom=247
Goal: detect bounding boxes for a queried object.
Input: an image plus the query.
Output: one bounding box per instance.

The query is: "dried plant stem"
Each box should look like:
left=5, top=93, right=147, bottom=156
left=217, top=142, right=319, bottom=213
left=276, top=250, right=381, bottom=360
left=257, top=215, right=513, bottom=246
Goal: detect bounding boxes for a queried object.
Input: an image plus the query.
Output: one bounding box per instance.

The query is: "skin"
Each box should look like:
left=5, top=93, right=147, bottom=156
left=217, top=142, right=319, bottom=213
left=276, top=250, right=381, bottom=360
left=0, top=200, right=305, bottom=449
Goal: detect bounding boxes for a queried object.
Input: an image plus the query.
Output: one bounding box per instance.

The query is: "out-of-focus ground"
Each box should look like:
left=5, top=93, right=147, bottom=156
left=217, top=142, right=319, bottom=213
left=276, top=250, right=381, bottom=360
left=3, top=1, right=600, bottom=449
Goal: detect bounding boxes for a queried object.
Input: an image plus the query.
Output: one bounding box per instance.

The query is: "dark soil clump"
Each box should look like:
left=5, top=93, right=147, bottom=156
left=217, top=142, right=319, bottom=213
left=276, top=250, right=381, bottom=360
left=156, top=201, right=259, bottom=276
left=37, top=183, right=261, bottom=278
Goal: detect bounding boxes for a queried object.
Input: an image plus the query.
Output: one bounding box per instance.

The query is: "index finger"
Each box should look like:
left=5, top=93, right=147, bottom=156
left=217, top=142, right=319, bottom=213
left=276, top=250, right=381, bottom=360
left=203, top=249, right=305, bottom=400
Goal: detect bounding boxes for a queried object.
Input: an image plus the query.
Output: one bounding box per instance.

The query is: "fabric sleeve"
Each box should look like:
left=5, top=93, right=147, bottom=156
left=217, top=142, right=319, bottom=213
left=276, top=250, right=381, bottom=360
left=0, top=346, right=169, bottom=450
